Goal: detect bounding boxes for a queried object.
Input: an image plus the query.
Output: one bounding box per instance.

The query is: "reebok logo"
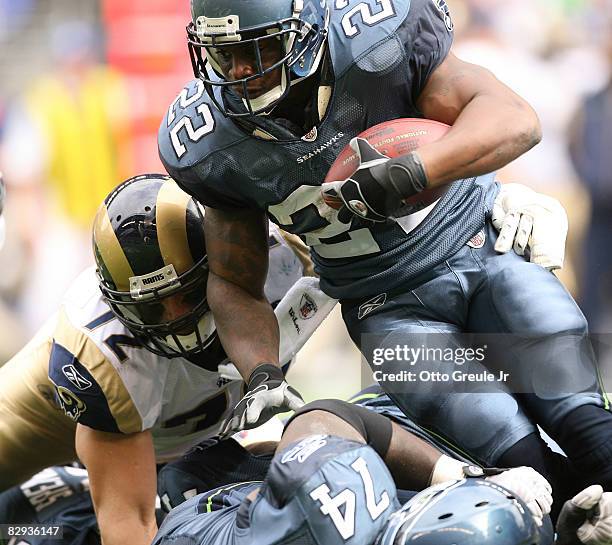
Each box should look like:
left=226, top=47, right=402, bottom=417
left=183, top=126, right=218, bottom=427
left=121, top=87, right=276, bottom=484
left=62, top=365, right=92, bottom=391
left=358, top=293, right=387, bottom=320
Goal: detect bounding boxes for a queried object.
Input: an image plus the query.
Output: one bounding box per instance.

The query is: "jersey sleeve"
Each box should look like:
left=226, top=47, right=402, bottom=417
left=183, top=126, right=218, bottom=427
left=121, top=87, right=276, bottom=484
left=168, top=165, right=252, bottom=211
left=48, top=309, right=143, bottom=434
left=196, top=482, right=260, bottom=513
left=401, top=0, right=454, bottom=108
left=157, top=79, right=256, bottom=211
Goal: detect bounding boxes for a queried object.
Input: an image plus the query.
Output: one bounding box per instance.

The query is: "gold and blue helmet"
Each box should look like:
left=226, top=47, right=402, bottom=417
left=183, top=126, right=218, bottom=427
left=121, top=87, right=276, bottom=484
left=92, top=174, right=215, bottom=358
left=187, top=0, right=329, bottom=116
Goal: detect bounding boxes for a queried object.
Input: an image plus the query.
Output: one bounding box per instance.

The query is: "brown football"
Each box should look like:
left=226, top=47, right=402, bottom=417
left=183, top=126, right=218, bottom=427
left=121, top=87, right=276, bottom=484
left=323, top=118, right=450, bottom=209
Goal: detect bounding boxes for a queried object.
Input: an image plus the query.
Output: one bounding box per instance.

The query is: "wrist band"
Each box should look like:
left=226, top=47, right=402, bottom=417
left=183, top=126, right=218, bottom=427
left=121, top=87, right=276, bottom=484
left=385, top=152, right=428, bottom=199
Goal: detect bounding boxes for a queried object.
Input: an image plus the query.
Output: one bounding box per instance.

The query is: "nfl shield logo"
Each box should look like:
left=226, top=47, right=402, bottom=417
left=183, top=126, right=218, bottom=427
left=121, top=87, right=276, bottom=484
left=299, top=293, right=317, bottom=319
left=467, top=230, right=486, bottom=249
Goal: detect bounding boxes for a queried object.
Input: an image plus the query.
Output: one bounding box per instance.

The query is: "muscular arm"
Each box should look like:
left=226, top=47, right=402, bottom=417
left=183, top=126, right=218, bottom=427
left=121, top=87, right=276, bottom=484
left=205, top=206, right=280, bottom=379
left=416, top=53, right=542, bottom=186
left=279, top=407, right=447, bottom=491
left=75, top=425, right=157, bottom=545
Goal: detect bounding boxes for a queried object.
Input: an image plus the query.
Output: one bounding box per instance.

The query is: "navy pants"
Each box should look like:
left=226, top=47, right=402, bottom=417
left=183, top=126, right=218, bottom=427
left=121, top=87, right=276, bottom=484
left=342, top=220, right=611, bottom=480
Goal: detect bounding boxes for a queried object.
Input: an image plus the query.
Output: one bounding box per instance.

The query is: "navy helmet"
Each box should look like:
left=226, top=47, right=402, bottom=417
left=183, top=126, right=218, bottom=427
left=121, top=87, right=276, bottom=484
left=187, top=0, right=329, bottom=116
left=376, top=479, right=542, bottom=545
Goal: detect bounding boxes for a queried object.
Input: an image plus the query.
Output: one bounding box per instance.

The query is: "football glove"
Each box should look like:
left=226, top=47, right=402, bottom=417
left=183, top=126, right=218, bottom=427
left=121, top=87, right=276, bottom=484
left=486, top=466, right=553, bottom=526
left=322, top=138, right=428, bottom=223
left=492, top=183, right=568, bottom=270
left=220, top=363, right=304, bottom=438
left=556, top=485, right=612, bottom=545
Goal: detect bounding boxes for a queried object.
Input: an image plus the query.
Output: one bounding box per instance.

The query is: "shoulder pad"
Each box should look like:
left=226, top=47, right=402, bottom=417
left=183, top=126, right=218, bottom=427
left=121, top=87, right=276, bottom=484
left=49, top=309, right=143, bottom=433
left=328, top=0, right=412, bottom=76
left=158, top=79, right=247, bottom=173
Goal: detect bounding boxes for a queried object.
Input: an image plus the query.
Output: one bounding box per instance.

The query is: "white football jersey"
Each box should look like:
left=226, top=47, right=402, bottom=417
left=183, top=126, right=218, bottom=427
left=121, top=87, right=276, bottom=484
left=48, top=226, right=308, bottom=462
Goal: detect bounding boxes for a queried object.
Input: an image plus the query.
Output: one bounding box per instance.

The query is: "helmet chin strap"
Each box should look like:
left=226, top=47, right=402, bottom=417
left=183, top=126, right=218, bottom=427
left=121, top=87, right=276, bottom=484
left=242, top=68, right=288, bottom=114
left=161, top=313, right=217, bottom=354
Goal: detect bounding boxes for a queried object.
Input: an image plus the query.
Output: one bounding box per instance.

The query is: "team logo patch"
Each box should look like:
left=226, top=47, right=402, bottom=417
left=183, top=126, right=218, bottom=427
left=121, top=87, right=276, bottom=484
left=62, top=364, right=92, bottom=390
left=301, top=126, right=318, bottom=142
left=299, top=293, right=318, bottom=319
left=467, top=230, right=486, bottom=249
left=281, top=435, right=328, bottom=464
left=54, top=385, right=87, bottom=421
left=358, top=293, right=387, bottom=320
left=431, top=0, right=454, bottom=31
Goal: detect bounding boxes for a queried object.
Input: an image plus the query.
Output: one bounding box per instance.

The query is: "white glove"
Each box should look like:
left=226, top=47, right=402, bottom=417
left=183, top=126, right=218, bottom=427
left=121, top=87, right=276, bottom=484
left=486, top=466, right=553, bottom=525
left=492, top=183, right=568, bottom=270
left=219, top=363, right=304, bottom=438
left=557, top=485, right=612, bottom=545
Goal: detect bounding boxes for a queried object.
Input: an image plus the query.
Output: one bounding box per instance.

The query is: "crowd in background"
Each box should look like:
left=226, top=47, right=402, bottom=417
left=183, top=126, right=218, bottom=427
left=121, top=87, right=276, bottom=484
left=0, top=0, right=611, bottom=399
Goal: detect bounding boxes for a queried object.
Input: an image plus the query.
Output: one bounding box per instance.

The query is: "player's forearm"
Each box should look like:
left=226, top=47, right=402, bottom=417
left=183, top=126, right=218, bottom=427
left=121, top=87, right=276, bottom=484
left=383, top=422, right=442, bottom=490
left=208, top=270, right=280, bottom=378
left=419, top=93, right=541, bottom=186
left=76, top=427, right=158, bottom=545
left=98, top=513, right=157, bottom=545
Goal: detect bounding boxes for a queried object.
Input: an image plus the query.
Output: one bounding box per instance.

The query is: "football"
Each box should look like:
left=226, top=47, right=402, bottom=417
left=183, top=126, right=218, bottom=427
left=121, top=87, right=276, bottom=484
left=323, top=118, right=450, bottom=209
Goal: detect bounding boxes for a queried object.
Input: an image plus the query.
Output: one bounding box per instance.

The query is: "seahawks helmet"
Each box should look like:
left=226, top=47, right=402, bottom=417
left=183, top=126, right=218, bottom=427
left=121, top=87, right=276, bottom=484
left=92, top=174, right=214, bottom=358
left=377, top=479, right=542, bottom=545
left=187, top=0, right=329, bottom=116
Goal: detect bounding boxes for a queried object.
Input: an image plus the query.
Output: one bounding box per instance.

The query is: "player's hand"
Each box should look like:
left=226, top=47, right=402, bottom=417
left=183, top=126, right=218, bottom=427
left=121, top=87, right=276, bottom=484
left=556, top=485, right=612, bottom=545
left=322, top=138, right=427, bottom=223
left=220, top=363, right=304, bottom=438
left=492, top=183, right=568, bottom=271
left=486, top=466, right=553, bottom=525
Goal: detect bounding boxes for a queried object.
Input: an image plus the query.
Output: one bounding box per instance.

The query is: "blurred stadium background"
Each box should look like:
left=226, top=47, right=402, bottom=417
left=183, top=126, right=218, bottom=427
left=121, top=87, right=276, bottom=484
left=0, top=0, right=611, bottom=401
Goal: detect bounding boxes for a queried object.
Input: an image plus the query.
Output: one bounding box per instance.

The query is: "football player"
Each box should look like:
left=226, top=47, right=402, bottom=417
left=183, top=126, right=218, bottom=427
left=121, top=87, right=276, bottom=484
left=0, top=465, right=171, bottom=544
left=159, top=384, right=576, bottom=523
left=157, top=0, right=612, bottom=495
left=152, top=399, right=612, bottom=545
left=377, top=479, right=612, bottom=545
left=0, top=174, right=336, bottom=545
left=0, top=466, right=100, bottom=545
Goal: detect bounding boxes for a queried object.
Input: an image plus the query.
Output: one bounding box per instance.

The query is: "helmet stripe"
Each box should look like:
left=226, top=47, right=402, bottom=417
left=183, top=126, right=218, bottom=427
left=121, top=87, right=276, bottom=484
left=94, top=204, right=135, bottom=291
left=156, top=179, right=194, bottom=275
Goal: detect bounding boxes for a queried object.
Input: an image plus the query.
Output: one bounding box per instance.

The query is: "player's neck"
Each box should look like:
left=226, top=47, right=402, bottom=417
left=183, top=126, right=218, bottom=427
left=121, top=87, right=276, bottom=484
left=272, top=75, right=319, bottom=133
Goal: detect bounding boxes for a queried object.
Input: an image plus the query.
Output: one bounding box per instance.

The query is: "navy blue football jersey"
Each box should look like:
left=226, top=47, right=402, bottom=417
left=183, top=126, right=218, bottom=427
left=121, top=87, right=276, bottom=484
left=153, top=435, right=399, bottom=545
left=0, top=466, right=99, bottom=545
left=160, top=0, right=497, bottom=299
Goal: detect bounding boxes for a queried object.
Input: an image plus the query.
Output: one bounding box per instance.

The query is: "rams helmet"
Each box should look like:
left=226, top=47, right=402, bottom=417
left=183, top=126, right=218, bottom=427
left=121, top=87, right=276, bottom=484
left=92, top=174, right=214, bottom=358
